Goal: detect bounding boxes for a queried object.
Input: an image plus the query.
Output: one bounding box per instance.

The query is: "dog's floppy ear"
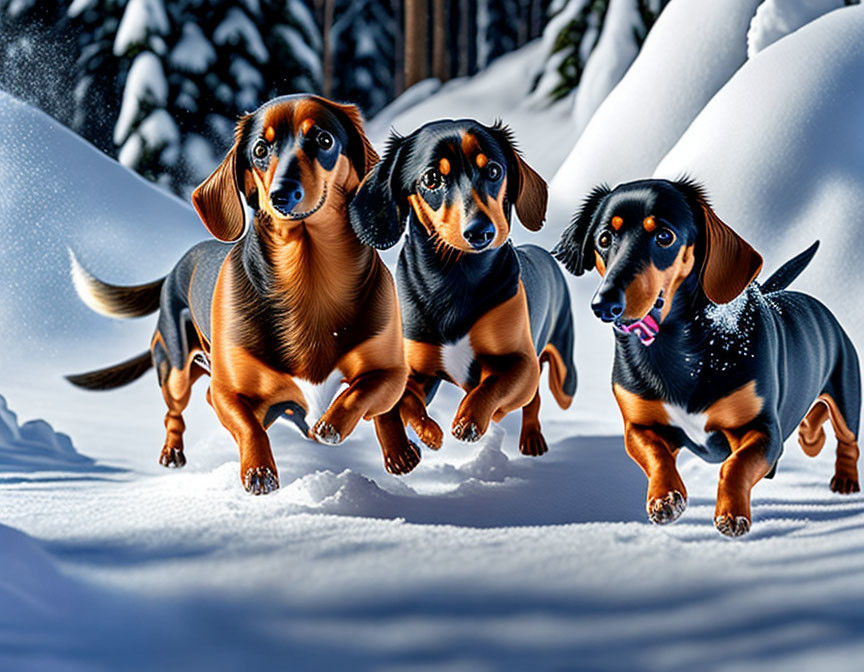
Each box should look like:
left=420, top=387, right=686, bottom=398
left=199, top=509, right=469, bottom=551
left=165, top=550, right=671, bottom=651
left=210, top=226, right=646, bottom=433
left=552, top=184, right=612, bottom=276
left=349, top=133, right=409, bottom=249
left=313, top=97, right=379, bottom=178
left=673, top=179, right=763, bottom=304
left=488, top=122, right=548, bottom=231
left=192, top=115, right=253, bottom=242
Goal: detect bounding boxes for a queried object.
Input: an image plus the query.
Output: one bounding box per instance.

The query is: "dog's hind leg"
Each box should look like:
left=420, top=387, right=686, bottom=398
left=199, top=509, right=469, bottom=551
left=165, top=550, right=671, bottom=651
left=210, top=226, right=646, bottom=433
left=798, top=399, right=829, bottom=457
left=821, top=341, right=861, bottom=493
left=815, top=393, right=860, bottom=494
left=154, top=342, right=205, bottom=469
left=519, top=386, right=548, bottom=456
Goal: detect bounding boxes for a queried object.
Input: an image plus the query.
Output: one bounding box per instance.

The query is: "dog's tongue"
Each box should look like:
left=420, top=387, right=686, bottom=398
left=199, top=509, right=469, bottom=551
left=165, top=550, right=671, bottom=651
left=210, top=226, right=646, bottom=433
left=619, top=314, right=659, bottom=346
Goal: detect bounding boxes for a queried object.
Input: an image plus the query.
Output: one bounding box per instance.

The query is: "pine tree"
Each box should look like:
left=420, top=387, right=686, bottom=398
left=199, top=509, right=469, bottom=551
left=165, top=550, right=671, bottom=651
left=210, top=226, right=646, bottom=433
left=71, top=0, right=145, bottom=154
left=72, top=0, right=322, bottom=196
left=111, top=0, right=176, bottom=187
left=331, top=0, right=396, bottom=115
left=531, top=0, right=669, bottom=102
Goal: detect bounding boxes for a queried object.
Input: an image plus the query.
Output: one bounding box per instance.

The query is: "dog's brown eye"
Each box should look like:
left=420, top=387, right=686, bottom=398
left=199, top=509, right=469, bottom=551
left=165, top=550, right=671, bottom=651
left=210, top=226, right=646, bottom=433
left=253, top=140, right=268, bottom=160
left=316, top=130, right=334, bottom=150
left=421, top=167, right=443, bottom=190
left=598, top=230, right=613, bottom=249
left=486, top=161, right=502, bottom=181
left=656, top=228, right=676, bottom=248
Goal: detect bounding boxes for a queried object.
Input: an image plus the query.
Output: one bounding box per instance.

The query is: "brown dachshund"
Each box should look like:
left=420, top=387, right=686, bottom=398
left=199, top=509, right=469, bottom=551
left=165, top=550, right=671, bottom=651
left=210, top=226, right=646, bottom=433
left=67, top=95, right=415, bottom=493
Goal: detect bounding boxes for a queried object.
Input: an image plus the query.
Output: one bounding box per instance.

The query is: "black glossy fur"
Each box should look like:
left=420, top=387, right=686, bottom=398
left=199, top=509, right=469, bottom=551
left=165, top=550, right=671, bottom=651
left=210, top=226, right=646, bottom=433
left=350, top=119, right=575, bottom=438
left=554, top=178, right=860, bottom=472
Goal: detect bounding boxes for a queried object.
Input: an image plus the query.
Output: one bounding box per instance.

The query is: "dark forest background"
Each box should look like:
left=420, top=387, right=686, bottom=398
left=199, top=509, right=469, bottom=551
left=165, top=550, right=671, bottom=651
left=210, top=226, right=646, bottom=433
left=0, top=0, right=670, bottom=194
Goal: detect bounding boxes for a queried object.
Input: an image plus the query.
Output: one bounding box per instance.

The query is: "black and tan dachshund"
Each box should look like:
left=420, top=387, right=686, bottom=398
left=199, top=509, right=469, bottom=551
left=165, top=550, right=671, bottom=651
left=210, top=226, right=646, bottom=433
left=67, top=94, right=416, bottom=492
left=350, top=119, right=576, bottom=459
left=553, top=178, right=861, bottom=536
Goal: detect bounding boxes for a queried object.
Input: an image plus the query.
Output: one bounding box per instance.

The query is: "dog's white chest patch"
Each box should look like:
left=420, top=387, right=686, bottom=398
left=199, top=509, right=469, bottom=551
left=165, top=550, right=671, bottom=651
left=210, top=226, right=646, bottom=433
left=663, top=403, right=710, bottom=447
left=293, top=369, right=345, bottom=425
left=441, top=335, right=475, bottom=386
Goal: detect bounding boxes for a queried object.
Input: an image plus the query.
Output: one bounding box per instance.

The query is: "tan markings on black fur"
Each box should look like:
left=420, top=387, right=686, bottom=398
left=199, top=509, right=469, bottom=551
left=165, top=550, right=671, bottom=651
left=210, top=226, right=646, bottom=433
left=704, top=381, right=763, bottom=432
left=622, top=244, right=694, bottom=321
left=595, top=251, right=606, bottom=275
left=540, top=343, right=572, bottom=409
left=613, top=384, right=669, bottom=425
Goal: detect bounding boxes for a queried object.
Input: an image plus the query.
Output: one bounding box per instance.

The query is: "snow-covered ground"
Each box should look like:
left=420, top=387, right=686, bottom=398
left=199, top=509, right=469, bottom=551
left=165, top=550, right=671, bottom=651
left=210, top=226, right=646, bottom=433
left=2, top=1, right=864, bottom=668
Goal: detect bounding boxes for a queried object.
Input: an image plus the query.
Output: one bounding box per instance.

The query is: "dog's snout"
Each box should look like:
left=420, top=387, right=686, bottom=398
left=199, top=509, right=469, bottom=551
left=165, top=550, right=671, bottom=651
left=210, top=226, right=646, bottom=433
left=592, top=287, right=625, bottom=323
left=271, top=180, right=305, bottom=216
left=463, top=219, right=496, bottom=250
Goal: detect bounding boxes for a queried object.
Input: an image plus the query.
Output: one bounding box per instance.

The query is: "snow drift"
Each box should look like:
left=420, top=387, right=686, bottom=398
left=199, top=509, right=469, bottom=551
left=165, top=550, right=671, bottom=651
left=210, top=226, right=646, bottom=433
left=0, top=393, right=96, bottom=472
left=0, top=91, right=203, bottom=362
left=656, top=4, right=864, bottom=339
left=1, top=5, right=864, bottom=667
left=547, top=0, right=761, bottom=224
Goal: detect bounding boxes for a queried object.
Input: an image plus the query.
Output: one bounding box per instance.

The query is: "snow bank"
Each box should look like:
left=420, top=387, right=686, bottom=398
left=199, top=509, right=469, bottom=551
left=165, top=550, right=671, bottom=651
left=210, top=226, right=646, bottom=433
left=0, top=524, right=78, bottom=621
left=0, top=393, right=96, bottom=472
left=747, top=0, right=845, bottom=57
left=571, top=0, right=641, bottom=136
left=547, top=0, right=761, bottom=224
left=656, top=4, right=864, bottom=338
left=0, top=91, right=203, bottom=362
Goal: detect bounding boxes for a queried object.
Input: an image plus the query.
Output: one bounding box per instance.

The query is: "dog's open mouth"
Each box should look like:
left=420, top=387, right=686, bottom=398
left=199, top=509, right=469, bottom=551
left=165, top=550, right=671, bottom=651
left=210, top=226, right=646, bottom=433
left=613, top=292, right=664, bottom=346
left=283, top=184, right=328, bottom=221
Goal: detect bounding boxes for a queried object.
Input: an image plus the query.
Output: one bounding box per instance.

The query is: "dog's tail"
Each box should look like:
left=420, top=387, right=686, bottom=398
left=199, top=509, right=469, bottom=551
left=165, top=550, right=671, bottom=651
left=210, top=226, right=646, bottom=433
left=69, top=249, right=165, bottom=319
left=761, top=241, right=820, bottom=294
left=66, top=351, right=153, bottom=390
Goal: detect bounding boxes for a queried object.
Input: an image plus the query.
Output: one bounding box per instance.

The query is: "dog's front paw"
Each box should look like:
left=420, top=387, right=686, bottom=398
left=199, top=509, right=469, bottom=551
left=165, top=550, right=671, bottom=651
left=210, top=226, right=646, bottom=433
left=244, top=466, right=279, bottom=495
left=452, top=419, right=482, bottom=443
left=714, top=513, right=751, bottom=538
left=159, top=446, right=186, bottom=468
left=312, top=421, right=342, bottom=445
left=383, top=441, right=421, bottom=475
left=519, top=429, right=548, bottom=457
left=647, top=490, right=686, bottom=525
left=412, top=416, right=443, bottom=450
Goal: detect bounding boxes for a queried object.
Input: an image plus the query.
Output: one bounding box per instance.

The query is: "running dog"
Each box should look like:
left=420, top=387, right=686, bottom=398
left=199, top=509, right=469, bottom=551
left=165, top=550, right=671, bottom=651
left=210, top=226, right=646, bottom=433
left=67, top=95, right=415, bottom=493
left=553, top=178, right=861, bottom=536
left=349, top=119, right=576, bottom=461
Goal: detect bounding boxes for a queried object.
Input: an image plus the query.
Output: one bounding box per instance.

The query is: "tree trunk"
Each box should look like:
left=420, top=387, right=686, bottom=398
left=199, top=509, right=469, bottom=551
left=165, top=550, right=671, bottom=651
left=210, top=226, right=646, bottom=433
left=530, top=0, right=543, bottom=39
left=458, top=0, right=475, bottom=77
left=393, top=0, right=405, bottom=95
left=404, top=0, right=428, bottom=89
left=518, top=0, right=530, bottom=46
left=321, top=0, right=335, bottom=96
left=432, top=0, right=449, bottom=82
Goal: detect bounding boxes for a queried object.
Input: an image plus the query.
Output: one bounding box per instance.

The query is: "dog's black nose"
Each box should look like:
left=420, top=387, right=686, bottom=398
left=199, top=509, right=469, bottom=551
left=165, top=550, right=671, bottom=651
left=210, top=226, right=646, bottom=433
left=270, top=180, right=305, bottom=216
left=463, top=219, right=496, bottom=250
left=592, top=287, right=626, bottom=323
